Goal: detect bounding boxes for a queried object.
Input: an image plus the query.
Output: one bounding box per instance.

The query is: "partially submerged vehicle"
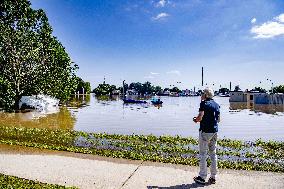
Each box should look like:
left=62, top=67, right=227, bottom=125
left=19, top=95, right=59, bottom=112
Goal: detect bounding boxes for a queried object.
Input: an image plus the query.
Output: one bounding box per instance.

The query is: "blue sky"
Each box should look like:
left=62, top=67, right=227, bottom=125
left=30, top=0, right=284, bottom=91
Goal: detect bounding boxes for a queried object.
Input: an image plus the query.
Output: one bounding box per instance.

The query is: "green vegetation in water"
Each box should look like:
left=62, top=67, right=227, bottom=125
left=0, top=125, right=283, bottom=173
left=0, top=173, right=77, bottom=189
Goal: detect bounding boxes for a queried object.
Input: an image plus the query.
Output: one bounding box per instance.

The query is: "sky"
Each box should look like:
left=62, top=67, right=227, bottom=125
left=30, top=0, right=284, bottom=91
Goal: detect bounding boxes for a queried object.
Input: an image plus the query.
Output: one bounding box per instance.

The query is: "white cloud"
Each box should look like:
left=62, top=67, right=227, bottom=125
left=275, top=13, right=284, bottom=23
left=144, top=75, right=154, bottom=79
left=251, top=18, right=256, bottom=24
left=150, top=72, right=160, bottom=75
left=251, top=22, right=284, bottom=39
left=166, top=70, right=181, bottom=75
left=251, top=13, right=284, bottom=39
left=156, top=0, right=166, bottom=7
left=152, top=12, right=170, bottom=21
left=153, top=0, right=173, bottom=8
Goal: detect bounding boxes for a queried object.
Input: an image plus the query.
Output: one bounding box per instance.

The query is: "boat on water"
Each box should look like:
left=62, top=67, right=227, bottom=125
left=123, top=99, right=147, bottom=103
left=152, top=100, right=163, bottom=105
left=151, top=97, right=163, bottom=105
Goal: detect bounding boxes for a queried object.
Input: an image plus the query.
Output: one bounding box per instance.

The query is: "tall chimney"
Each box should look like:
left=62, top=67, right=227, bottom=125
left=202, top=67, right=204, bottom=87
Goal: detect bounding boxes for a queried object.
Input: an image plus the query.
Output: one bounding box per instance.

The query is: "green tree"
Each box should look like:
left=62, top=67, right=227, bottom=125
left=252, top=87, right=266, bottom=93
left=273, top=85, right=284, bottom=93
left=93, top=83, right=117, bottom=96
left=74, top=77, right=91, bottom=94
left=163, top=88, right=170, bottom=92
left=154, top=86, right=162, bottom=94
left=170, top=87, right=181, bottom=93
left=234, top=85, right=241, bottom=91
left=219, top=88, right=230, bottom=94
left=0, top=0, right=78, bottom=110
left=129, top=82, right=142, bottom=93
left=142, top=81, right=154, bottom=94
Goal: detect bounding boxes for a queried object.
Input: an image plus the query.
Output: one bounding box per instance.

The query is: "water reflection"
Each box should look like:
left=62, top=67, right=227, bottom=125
left=0, top=95, right=284, bottom=141
left=153, top=104, right=163, bottom=109
left=0, top=107, right=75, bottom=130
left=96, top=94, right=120, bottom=102
left=230, top=102, right=284, bottom=114
left=67, top=94, right=91, bottom=108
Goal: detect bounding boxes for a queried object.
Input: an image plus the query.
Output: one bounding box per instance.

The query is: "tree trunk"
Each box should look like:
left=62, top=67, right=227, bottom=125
left=14, top=94, right=21, bottom=111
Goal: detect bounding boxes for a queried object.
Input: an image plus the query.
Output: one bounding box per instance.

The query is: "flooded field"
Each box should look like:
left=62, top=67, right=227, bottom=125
left=0, top=94, right=283, bottom=141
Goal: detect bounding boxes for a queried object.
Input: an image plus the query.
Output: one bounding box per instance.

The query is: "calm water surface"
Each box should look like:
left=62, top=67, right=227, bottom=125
left=1, top=94, right=284, bottom=141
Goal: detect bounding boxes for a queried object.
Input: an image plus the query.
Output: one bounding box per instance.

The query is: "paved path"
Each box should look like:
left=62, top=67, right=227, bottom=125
left=0, top=144, right=283, bottom=189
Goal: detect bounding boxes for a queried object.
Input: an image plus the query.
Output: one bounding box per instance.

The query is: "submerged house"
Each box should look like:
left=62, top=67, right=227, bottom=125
left=229, top=91, right=284, bottom=104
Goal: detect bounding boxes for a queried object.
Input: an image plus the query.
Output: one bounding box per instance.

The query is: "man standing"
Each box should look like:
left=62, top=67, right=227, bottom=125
left=193, top=88, right=220, bottom=185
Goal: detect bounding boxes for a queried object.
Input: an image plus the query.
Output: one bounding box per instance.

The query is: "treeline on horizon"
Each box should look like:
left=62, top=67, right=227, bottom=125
left=92, top=81, right=181, bottom=96
left=87, top=82, right=284, bottom=96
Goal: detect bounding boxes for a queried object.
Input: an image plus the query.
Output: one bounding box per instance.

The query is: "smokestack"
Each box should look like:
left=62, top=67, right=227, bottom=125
left=202, top=67, right=204, bottom=87
left=230, top=82, right=232, bottom=91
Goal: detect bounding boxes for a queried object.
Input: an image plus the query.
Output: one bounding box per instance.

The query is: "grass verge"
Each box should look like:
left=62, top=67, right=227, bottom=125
left=0, top=125, right=283, bottom=173
left=0, top=173, right=77, bottom=189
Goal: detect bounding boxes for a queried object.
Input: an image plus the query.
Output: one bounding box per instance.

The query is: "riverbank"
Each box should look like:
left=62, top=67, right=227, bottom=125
left=0, top=144, right=283, bottom=189
left=0, top=125, right=283, bottom=173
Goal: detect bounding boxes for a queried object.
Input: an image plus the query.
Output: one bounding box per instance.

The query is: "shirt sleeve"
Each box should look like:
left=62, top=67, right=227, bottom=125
left=199, top=101, right=205, bottom=112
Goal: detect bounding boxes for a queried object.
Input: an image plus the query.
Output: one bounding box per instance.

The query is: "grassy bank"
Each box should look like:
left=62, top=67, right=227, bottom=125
left=0, top=125, right=283, bottom=172
left=0, top=173, right=77, bottom=189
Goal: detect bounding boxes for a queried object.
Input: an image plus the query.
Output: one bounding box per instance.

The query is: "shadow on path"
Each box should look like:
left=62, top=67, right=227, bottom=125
left=147, top=182, right=210, bottom=189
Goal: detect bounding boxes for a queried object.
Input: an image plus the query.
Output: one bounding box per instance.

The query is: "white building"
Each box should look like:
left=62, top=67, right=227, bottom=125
left=229, top=91, right=284, bottom=104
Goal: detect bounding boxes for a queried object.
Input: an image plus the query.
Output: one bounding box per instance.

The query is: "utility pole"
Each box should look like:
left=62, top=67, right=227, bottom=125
left=122, top=80, right=125, bottom=98
left=202, top=67, right=204, bottom=87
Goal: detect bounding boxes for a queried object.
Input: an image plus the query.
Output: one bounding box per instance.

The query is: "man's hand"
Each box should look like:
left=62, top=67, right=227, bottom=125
left=193, top=111, right=204, bottom=123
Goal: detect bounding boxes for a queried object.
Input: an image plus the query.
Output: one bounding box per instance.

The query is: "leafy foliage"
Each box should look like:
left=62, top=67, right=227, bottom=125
left=122, top=81, right=162, bottom=95
left=0, top=76, right=15, bottom=111
left=73, top=77, right=91, bottom=94
left=170, top=87, right=181, bottom=93
left=0, top=0, right=78, bottom=110
left=234, top=85, right=241, bottom=91
left=273, top=85, right=284, bottom=93
left=0, top=173, right=77, bottom=188
left=252, top=87, right=266, bottom=93
left=219, top=88, right=230, bottom=94
left=93, top=83, right=116, bottom=95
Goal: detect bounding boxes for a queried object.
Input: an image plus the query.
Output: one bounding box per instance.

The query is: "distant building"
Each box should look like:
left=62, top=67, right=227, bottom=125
left=229, top=91, right=284, bottom=104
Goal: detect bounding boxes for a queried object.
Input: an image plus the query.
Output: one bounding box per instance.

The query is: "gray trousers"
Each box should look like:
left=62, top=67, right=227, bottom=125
left=198, top=131, right=218, bottom=179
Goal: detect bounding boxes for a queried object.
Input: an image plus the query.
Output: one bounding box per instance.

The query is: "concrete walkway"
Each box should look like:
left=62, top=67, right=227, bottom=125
left=0, top=144, right=283, bottom=189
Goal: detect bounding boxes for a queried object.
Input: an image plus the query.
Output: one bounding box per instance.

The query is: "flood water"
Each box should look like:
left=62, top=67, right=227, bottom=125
left=1, top=94, right=284, bottom=141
